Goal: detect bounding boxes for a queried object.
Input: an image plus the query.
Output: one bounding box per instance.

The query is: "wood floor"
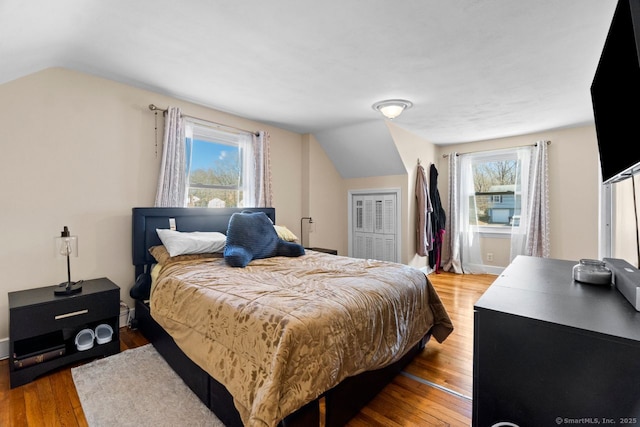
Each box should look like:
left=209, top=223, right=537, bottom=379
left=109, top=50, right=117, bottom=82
left=346, top=271, right=495, bottom=427
left=0, top=271, right=496, bottom=427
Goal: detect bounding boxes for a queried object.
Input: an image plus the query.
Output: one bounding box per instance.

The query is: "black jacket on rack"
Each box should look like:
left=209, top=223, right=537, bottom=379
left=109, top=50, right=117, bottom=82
left=429, top=164, right=446, bottom=270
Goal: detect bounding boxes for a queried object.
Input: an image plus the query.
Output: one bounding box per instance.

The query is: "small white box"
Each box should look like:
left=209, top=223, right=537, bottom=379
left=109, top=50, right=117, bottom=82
left=119, top=304, right=130, bottom=328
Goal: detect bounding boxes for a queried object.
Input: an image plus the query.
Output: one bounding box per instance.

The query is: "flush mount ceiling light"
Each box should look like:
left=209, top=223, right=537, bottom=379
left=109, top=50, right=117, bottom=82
left=372, top=99, right=413, bottom=119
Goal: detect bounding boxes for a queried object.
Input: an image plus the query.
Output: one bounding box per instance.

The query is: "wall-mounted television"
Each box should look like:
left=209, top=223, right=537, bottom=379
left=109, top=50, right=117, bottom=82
left=591, top=0, right=640, bottom=184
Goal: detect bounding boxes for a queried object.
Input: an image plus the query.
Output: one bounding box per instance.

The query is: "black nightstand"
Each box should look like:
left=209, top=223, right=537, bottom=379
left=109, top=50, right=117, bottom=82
left=8, top=277, right=120, bottom=388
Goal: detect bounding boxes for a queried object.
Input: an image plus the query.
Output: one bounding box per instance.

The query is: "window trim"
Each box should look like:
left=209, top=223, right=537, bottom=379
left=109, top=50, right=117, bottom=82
left=476, top=225, right=513, bottom=237
left=467, top=149, right=521, bottom=229
left=184, top=118, right=249, bottom=208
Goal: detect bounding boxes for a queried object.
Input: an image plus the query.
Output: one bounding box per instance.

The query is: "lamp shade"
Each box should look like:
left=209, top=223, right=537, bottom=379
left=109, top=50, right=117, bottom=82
left=56, top=226, right=78, bottom=258
left=54, top=226, right=82, bottom=295
left=372, top=99, right=413, bottom=119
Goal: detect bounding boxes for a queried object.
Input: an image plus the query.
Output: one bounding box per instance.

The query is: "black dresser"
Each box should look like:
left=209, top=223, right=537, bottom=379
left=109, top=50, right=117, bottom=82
left=473, top=256, right=640, bottom=426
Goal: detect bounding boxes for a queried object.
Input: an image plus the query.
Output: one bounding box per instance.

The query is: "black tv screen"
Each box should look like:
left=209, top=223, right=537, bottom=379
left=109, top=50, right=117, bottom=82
left=591, top=0, right=640, bottom=184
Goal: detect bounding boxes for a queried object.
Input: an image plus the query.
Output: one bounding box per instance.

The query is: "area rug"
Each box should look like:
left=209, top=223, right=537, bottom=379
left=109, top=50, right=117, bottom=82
left=71, top=344, right=225, bottom=427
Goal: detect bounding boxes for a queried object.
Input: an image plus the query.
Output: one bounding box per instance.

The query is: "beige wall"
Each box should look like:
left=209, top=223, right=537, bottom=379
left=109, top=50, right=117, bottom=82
left=0, top=68, right=303, bottom=340
left=386, top=122, right=438, bottom=268
left=435, top=125, right=602, bottom=265
left=302, top=134, right=347, bottom=254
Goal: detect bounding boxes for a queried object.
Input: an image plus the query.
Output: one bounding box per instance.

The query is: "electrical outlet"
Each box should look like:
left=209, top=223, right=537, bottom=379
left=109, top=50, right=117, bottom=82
left=486, top=252, right=494, bottom=262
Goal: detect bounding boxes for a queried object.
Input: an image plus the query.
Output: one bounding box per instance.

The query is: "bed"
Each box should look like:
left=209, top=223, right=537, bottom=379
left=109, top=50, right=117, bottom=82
left=131, top=207, right=453, bottom=427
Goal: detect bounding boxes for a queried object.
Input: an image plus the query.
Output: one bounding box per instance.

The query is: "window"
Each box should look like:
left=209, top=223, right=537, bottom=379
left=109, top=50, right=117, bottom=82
left=449, top=143, right=543, bottom=272
left=185, top=119, right=251, bottom=208
left=468, top=151, right=521, bottom=230
left=154, top=108, right=270, bottom=209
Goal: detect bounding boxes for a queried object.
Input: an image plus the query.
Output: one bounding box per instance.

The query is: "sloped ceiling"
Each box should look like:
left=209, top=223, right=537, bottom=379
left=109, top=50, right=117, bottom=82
left=315, top=120, right=406, bottom=179
left=0, top=0, right=618, bottom=178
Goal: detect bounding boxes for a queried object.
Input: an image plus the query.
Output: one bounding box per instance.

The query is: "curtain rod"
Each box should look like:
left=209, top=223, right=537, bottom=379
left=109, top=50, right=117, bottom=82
left=148, top=104, right=259, bottom=136
left=442, top=140, right=551, bottom=158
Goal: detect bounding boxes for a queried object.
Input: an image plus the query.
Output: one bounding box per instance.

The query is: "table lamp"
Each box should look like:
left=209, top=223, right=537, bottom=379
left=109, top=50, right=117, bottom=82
left=55, top=226, right=82, bottom=295
left=300, top=217, right=313, bottom=248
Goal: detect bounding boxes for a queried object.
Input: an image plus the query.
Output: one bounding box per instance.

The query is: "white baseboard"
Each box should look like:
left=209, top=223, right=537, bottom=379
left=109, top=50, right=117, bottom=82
left=483, top=265, right=505, bottom=275
left=424, top=264, right=504, bottom=276
left=0, top=337, right=8, bottom=360
left=420, top=266, right=434, bottom=275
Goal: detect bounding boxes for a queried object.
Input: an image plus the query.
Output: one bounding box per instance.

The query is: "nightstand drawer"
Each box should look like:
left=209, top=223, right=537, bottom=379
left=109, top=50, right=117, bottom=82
left=10, top=290, right=118, bottom=340
left=8, top=277, right=121, bottom=388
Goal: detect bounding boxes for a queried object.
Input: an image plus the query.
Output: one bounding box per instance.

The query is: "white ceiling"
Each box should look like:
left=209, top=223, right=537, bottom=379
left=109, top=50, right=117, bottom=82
left=0, top=0, right=618, bottom=170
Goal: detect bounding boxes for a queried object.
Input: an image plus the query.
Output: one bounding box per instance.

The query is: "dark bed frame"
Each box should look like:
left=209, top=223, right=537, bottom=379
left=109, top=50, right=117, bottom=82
left=131, top=207, right=430, bottom=427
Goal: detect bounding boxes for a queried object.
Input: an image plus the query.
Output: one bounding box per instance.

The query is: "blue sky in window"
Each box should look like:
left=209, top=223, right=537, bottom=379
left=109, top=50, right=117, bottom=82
left=191, top=139, right=238, bottom=170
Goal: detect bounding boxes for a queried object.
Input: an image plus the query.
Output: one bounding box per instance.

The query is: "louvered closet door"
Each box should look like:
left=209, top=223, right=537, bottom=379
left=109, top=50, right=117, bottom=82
left=351, top=192, right=398, bottom=263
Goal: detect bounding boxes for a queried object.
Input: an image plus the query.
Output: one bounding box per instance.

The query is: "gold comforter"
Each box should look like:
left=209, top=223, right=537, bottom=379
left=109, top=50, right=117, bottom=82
left=150, top=250, right=453, bottom=427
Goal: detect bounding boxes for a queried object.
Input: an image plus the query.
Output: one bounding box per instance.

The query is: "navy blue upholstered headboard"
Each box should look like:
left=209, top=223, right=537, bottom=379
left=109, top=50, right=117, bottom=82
left=132, top=207, right=276, bottom=277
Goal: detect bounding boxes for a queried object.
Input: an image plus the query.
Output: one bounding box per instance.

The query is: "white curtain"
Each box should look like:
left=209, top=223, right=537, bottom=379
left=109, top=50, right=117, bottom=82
left=242, top=131, right=272, bottom=207
left=458, top=153, right=486, bottom=273
left=508, top=146, right=533, bottom=260
left=246, top=131, right=272, bottom=208
left=443, top=153, right=462, bottom=273
left=443, top=152, right=485, bottom=273
left=155, top=107, right=186, bottom=207
left=510, top=140, right=550, bottom=259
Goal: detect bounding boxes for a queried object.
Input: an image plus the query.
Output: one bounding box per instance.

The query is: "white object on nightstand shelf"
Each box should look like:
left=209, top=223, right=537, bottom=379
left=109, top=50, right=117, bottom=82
left=119, top=302, right=131, bottom=328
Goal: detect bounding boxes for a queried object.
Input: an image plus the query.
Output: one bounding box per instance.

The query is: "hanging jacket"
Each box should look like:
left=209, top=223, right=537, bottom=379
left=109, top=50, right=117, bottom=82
left=415, top=164, right=433, bottom=256
left=429, top=164, right=446, bottom=269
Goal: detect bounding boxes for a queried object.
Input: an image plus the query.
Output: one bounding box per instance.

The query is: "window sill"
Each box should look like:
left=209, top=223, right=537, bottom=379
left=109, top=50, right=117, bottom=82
left=476, top=226, right=512, bottom=238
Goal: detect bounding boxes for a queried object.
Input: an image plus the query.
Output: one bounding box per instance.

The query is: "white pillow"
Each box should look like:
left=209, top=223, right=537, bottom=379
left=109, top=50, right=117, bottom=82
left=156, top=229, right=226, bottom=257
